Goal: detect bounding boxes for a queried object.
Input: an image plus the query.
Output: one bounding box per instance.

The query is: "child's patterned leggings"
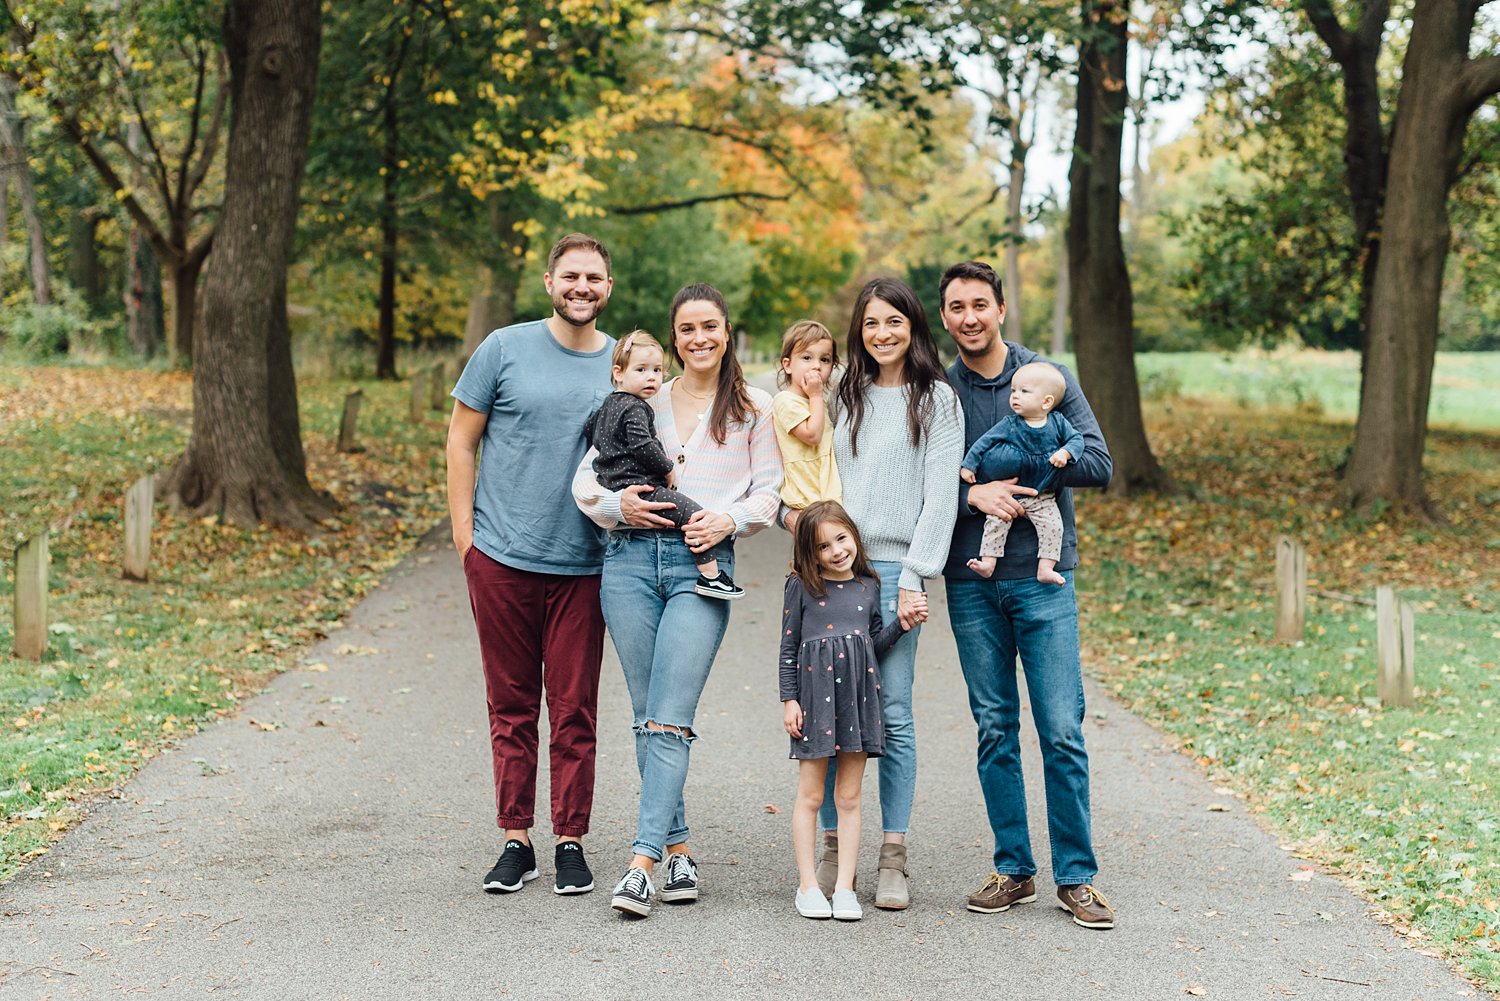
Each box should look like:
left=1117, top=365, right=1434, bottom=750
left=980, top=492, right=1064, bottom=562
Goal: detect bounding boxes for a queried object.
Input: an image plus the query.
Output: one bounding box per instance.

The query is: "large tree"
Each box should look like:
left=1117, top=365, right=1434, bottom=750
left=159, top=0, right=330, bottom=529
left=1340, top=0, right=1500, bottom=514
left=1067, top=0, right=1171, bottom=493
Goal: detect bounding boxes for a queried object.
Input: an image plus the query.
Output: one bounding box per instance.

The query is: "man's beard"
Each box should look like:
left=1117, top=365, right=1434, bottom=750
left=553, top=291, right=605, bottom=326
left=953, top=331, right=995, bottom=358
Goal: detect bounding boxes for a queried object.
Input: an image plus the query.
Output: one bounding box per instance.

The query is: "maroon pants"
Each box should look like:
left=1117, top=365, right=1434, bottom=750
left=463, top=548, right=604, bottom=837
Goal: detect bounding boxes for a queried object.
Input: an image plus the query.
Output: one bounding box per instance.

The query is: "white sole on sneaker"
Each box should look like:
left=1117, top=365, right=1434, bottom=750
left=658, top=886, right=699, bottom=903
left=483, top=868, right=539, bottom=893
left=694, top=585, right=743, bottom=599
left=611, top=895, right=651, bottom=917
left=554, top=880, right=595, bottom=895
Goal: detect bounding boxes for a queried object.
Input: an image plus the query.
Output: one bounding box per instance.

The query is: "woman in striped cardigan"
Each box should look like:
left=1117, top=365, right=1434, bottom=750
left=573, top=283, right=782, bottom=918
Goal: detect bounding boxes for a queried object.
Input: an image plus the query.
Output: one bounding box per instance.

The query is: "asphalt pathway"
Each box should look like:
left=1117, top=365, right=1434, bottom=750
left=0, top=526, right=1483, bottom=1000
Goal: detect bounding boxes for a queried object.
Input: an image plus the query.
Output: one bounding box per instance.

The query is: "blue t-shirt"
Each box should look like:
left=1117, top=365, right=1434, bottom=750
left=453, top=319, right=615, bottom=575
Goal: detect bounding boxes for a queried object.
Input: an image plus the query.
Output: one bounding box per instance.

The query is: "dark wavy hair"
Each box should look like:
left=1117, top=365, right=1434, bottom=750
left=836, top=277, right=951, bottom=456
left=668, top=283, right=754, bottom=446
left=790, top=500, right=878, bottom=598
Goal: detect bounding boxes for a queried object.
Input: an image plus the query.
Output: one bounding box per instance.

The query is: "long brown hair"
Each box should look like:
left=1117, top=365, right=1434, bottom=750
left=836, top=277, right=951, bottom=457
left=669, top=283, right=754, bottom=446
left=791, top=500, right=878, bottom=598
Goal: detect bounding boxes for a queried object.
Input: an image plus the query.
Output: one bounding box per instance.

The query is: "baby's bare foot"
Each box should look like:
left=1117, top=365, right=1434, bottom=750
left=1037, top=567, right=1066, bottom=586
left=967, top=556, right=997, bottom=579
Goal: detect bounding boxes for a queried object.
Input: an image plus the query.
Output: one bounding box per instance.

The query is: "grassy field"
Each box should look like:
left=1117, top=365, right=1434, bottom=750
left=1, top=353, right=1497, bottom=988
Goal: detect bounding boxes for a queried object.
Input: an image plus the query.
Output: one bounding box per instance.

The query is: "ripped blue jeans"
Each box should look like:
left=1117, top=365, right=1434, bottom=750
left=600, top=531, right=733, bottom=861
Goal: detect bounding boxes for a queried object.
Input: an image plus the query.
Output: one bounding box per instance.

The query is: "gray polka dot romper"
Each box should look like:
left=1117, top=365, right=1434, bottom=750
left=778, top=574, right=907, bottom=760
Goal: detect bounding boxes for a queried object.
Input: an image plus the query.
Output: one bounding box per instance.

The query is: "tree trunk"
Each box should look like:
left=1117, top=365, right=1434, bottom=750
left=161, top=0, right=331, bottom=531
left=126, top=224, right=166, bottom=357
left=376, top=97, right=399, bottom=380
left=1341, top=0, right=1488, bottom=516
left=67, top=209, right=104, bottom=311
left=1004, top=140, right=1026, bottom=345
left=1050, top=236, right=1069, bottom=356
left=1067, top=0, right=1170, bottom=495
left=169, top=256, right=203, bottom=365
left=462, top=195, right=529, bottom=357
left=1301, top=0, right=1390, bottom=408
left=0, top=76, right=51, bottom=308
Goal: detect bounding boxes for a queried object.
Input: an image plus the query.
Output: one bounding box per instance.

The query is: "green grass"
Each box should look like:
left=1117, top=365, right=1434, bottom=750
left=0, top=366, right=449, bottom=876
left=1077, top=399, right=1500, bottom=988
left=1127, top=349, right=1500, bottom=430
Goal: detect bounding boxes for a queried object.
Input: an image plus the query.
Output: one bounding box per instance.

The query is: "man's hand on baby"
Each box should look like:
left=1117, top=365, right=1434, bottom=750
left=960, top=467, right=976, bottom=484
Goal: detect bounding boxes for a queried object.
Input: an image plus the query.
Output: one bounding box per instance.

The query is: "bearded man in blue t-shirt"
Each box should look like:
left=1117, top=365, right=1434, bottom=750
left=446, top=233, right=616, bottom=898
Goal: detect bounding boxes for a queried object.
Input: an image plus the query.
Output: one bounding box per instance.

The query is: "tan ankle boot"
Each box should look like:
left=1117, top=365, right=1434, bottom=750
left=816, top=834, right=838, bottom=899
left=875, top=842, right=909, bottom=910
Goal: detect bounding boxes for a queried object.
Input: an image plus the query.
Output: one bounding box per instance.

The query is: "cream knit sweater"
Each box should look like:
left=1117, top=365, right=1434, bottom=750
left=833, top=382, right=964, bottom=591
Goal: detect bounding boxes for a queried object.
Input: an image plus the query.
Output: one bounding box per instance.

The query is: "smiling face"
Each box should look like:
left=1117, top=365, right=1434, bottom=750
left=941, top=276, right=1005, bottom=361
left=861, top=297, right=912, bottom=376
left=782, top=337, right=835, bottom=392
left=615, top=342, right=665, bottom=399
left=672, top=299, right=729, bottom=377
left=544, top=248, right=612, bottom=328
left=814, top=518, right=859, bottom=579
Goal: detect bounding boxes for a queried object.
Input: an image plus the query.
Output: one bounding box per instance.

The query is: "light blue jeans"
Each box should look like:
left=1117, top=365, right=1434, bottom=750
left=818, top=560, right=919, bottom=835
left=600, top=531, right=732, bottom=862
left=946, top=571, right=1097, bottom=885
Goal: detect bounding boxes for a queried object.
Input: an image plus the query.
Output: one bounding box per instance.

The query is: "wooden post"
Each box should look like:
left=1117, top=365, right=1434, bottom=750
left=409, top=369, right=427, bottom=422
left=1273, top=536, right=1306, bottom=643
left=1376, top=585, right=1416, bottom=706
left=13, top=530, right=48, bottom=660
left=123, top=473, right=153, bottom=581
left=337, top=388, right=363, bottom=453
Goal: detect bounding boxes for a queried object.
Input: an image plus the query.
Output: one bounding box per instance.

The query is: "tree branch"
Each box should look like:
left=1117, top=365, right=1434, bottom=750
left=606, top=191, right=790, bottom=215
left=1354, top=0, right=1392, bottom=48
left=1301, top=0, right=1354, bottom=62
left=642, top=120, right=822, bottom=195
left=184, top=52, right=228, bottom=204
left=175, top=42, right=208, bottom=220
left=1456, top=54, right=1500, bottom=117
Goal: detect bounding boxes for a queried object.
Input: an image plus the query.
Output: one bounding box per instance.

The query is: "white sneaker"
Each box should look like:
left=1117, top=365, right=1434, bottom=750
left=795, top=887, right=832, bottom=919
left=610, top=866, right=654, bottom=917
left=831, top=888, right=862, bottom=921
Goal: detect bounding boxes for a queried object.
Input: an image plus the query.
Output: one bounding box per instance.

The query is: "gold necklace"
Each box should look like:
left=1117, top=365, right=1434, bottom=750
left=676, top=381, right=714, bottom=401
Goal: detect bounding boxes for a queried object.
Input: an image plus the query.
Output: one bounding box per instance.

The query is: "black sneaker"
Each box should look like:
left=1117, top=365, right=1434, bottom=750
left=610, top=866, right=654, bottom=917
left=482, top=839, right=538, bottom=893
left=694, top=573, right=744, bottom=600
left=554, top=841, right=594, bottom=895
left=659, top=852, right=700, bottom=904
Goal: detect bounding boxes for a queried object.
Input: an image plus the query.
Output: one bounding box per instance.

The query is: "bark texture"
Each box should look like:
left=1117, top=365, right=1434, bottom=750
left=1066, top=0, right=1170, bottom=495
left=161, top=0, right=331, bottom=530
left=461, top=196, right=529, bottom=358
left=0, top=75, right=52, bottom=307
left=126, top=224, right=166, bottom=358
left=1341, top=0, right=1496, bottom=516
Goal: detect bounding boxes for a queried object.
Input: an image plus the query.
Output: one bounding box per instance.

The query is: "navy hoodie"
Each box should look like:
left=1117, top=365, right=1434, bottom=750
left=945, top=343, right=1112, bottom=581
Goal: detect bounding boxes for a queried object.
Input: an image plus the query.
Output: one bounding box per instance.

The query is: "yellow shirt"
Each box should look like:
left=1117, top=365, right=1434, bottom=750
left=772, top=390, right=842, bottom=508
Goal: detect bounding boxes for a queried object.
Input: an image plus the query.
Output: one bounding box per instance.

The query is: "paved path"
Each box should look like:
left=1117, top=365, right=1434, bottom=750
left=1, top=528, right=1482, bottom=1000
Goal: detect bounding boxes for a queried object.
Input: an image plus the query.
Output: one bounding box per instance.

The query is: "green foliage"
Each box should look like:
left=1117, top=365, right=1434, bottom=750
left=0, top=289, right=98, bottom=360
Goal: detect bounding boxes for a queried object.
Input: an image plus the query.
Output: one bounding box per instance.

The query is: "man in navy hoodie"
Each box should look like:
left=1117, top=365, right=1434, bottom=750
left=938, top=260, right=1117, bottom=929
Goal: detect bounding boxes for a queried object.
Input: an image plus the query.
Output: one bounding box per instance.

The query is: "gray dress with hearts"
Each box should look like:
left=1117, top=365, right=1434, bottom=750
left=777, top=574, right=906, bottom=760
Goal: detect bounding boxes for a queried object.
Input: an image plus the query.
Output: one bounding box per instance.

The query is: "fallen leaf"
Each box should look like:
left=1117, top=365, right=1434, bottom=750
left=764, top=804, right=781, bottom=814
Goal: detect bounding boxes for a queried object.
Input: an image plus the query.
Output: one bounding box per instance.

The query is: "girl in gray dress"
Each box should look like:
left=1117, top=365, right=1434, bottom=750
left=780, top=501, right=921, bottom=921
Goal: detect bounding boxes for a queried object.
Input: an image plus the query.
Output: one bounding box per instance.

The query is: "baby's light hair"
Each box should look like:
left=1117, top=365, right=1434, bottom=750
left=1014, top=361, right=1067, bottom=402
left=776, top=320, right=838, bottom=389
left=611, top=330, right=665, bottom=384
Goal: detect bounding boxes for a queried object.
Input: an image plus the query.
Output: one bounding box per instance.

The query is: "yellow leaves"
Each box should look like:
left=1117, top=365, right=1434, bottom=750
left=430, top=89, right=459, bottom=106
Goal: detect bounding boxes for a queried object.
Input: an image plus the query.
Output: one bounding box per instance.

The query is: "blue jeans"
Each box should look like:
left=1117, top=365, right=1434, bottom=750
left=600, top=531, right=732, bottom=862
left=946, top=572, right=1097, bottom=885
left=818, top=560, right=919, bottom=834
